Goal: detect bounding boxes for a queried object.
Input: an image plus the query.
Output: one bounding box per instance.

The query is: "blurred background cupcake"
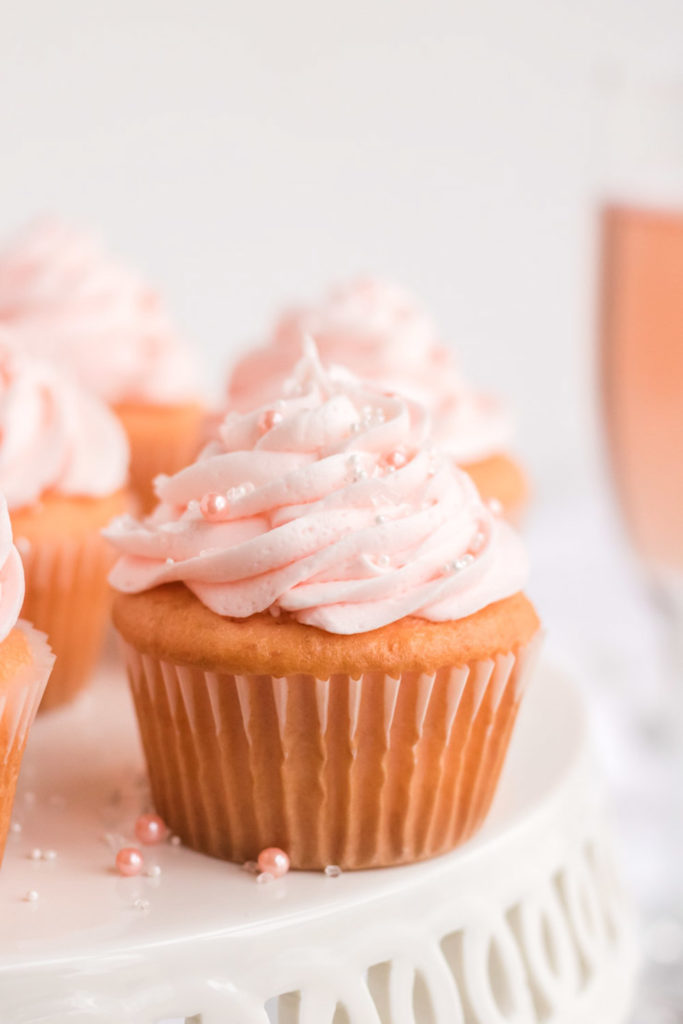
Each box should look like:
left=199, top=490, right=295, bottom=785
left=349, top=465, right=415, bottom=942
left=0, top=495, right=54, bottom=864
left=0, top=338, right=129, bottom=710
left=108, top=348, right=541, bottom=870
left=0, top=218, right=205, bottom=512
left=226, top=277, right=527, bottom=519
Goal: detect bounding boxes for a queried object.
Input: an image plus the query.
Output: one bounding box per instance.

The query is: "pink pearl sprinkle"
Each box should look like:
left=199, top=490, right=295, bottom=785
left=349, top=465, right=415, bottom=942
left=200, top=492, right=230, bottom=522
left=258, top=409, right=283, bottom=434
left=134, top=813, right=167, bottom=845
left=115, top=847, right=144, bottom=877
left=386, top=449, right=407, bottom=469
left=257, top=847, right=290, bottom=878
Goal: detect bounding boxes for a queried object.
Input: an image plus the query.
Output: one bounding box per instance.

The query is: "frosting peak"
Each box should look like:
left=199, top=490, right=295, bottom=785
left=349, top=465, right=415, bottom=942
left=227, top=277, right=513, bottom=463
left=0, top=495, right=25, bottom=643
left=0, top=218, right=198, bottom=406
left=0, top=337, right=129, bottom=508
left=107, top=348, right=527, bottom=634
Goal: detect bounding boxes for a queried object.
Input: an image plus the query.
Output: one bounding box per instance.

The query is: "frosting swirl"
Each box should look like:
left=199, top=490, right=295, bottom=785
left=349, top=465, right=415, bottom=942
left=0, top=337, right=129, bottom=508
left=228, top=277, right=513, bottom=463
left=0, top=218, right=198, bottom=405
left=0, top=494, right=25, bottom=643
left=107, top=347, right=527, bottom=634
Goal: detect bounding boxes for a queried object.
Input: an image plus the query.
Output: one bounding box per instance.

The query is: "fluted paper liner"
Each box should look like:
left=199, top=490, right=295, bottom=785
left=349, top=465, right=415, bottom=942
left=121, top=632, right=543, bottom=869
left=19, top=530, right=116, bottom=711
left=0, top=622, right=54, bottom=863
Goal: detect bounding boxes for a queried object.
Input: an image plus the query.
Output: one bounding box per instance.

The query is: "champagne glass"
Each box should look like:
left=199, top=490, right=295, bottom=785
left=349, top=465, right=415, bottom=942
left=597, top=66, right=683, bottom=1020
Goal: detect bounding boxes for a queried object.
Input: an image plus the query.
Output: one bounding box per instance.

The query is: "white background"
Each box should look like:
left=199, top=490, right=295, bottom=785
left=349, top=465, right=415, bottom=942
left=2, top=0, right=681, bottom=494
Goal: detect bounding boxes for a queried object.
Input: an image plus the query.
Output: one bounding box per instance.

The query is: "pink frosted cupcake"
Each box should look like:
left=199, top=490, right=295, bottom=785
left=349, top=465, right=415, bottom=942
left=108, top=346, right=540, bottom=869
left=0, top=495, right=54, bottom=863
left=0, top=338, right=129, bottom=709
left=227, top=277, right=527, bottom=519
left=0, top=218, right=204, bottom=512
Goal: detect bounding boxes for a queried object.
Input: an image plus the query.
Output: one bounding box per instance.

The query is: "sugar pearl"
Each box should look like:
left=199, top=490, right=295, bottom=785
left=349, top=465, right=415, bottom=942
left=115, top=847, right=144, bottom=877
left=28, top=848, right=42, bottom=861
left=200, top=492, right=230, bottom=522
left=145, top=864, right=162, bottom=878
left=258, top=409, right=283, bottom=434
left=135, top=813, right=167, bottom=845
left=375, top=514, right=389, bottom=525
left=386, top=449, right=407, bottom=469
left=23, top=890, right=39, bottom=903
left=488, top=498, right=503, bottom=516
left=133, top=897, right=150, bottom=912
left=257, top=847, right=290, bottom=879
left=324, top=864, right=342, bottom=878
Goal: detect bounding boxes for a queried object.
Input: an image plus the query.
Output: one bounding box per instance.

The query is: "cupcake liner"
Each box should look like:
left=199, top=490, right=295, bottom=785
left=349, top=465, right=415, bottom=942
left=0, top=622, right=54, bottom=863
left=18, top=530, right=115, bottom=712
left=120, top=630, right=543, bottom=870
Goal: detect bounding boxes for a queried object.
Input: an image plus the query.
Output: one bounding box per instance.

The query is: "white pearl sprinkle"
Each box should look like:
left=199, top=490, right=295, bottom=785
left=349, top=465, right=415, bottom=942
left=188, top=499, right=200, bottom=513
left=43, top=849, right=57, bottom=862
left=350, top=422, right=362, bottom=434
left=28, top=848, right=42, bottom=861
left=256, top=871, right=274, bottom=885
left=165, top=557, right=174, bottom=565
left=375, top=514, right=389, bottom=525
left=170, top=835, right=182, bottom=847
left=10, top=822, right=21, bottom=834
left=455, top=554, right=475, bottom=571
left=377, top=554, right=390, bottom=568
left=133, top=897, right=150, bottom=912
left=488, top=498, right=503, bottom=516
left=23, top=890, right=39, bottom=903
left=242, top=860, right=259, bottom=874
left=470, top=531, right=486, bottom=553
left=324, top=864, right=342, bottom=878
left=145, top=864, right=162, bottom=878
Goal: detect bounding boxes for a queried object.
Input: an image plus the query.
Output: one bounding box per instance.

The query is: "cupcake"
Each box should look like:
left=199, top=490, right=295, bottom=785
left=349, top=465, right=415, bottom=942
left=0, top=339, right=129, bottom=710
left=0, top=496, right=54, bottom=864
left=0, top=218, right=204, bottom=512
left=108, top=347, right=541, bottom=870
left=227, top=277, right=527, bottom=519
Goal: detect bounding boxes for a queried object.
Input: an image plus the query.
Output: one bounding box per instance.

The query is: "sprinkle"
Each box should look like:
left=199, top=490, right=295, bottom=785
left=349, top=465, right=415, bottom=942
left=386, top=449, right=407, bottom=469
left=455, top=554, right=475, bottom=570
left=145, top=864, right=162, bottom=878
left=242, top=860, right=259, bottom=874
left=488, top=498, right=503, bottom=516
left=28, top=848, right=42, bottom=861
left=470, top=531, right=486, bottom=553
left=10, top=822, right=21, bottom=834
left=200, top=492, right=230, bottom=523
left=256, top=871, right=274, bottom=885
left=170, top=835, right=182, bottom=847
left=258, top=409, right=283, bottom=434
left=324, top=864, right=342, bottom=878
left=23, top=890, right=39, bottom=903
left=43, top=849, right=57, bottom=862
left=133, top=897, right=150, bottom=912
left=376, top=554, right=390, bottom=568
left=350, top=422, right=362, bottom=435
left=165, top=557, right=175, bottom=565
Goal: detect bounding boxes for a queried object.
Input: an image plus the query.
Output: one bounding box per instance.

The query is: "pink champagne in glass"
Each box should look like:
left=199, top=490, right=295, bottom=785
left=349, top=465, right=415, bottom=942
left=600, top=204, right=683, bottom=574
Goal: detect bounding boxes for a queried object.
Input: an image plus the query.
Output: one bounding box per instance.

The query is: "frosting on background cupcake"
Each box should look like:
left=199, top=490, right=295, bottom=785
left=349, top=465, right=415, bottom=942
left=0, top=496, right=25, bottom=641
left=108, top=347, right=526, bottom=633
left=0, top=337, right=129, bottom=508
left=0, top=218, right=198, bottom=406
left=227, top=277, right=513, bottom=464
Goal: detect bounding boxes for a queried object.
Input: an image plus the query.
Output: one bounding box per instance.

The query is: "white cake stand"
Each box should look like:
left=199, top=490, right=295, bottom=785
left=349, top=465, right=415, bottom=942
left=0, top=653, right=637, bottom=1024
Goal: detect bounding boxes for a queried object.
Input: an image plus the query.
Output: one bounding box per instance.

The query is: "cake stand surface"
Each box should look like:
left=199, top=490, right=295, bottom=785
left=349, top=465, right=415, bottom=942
left=0, top=653, right=637, bottom=1024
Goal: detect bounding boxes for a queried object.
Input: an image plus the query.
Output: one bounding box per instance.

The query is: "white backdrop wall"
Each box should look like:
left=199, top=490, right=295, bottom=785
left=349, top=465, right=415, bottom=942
left=1, top=0, right=681, bottom=496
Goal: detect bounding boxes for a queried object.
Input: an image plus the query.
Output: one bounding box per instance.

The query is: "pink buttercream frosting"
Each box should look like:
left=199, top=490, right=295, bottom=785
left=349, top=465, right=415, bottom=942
left=107, top=347, right=527, bottom=634
left=0, top=337, right=129, bottom=508
left=228, top=277, right=513, bottom=464
left=0, top=494, right=25, bottom=643
left=0, top=218, right=198, bottom=406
